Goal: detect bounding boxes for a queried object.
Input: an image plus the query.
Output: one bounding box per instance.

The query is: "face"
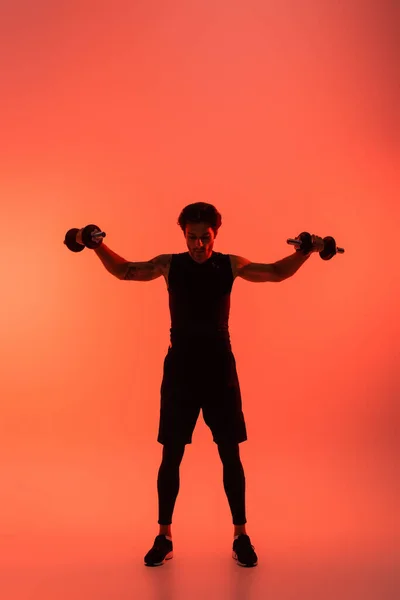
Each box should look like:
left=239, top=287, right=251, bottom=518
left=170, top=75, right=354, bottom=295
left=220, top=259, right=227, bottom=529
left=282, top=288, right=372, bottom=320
left=185, top=222, right=216, bottom=263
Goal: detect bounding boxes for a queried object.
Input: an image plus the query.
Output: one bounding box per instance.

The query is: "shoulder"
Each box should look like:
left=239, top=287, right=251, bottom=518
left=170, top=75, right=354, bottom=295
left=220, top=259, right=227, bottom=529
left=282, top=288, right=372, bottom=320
left=228, top=254, right=251, bottom=279
left=148, top=254, right=173, bottom=276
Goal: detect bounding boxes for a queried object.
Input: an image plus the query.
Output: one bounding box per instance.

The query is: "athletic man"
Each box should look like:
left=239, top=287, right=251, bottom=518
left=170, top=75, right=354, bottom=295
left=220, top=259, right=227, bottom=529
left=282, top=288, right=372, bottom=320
left=88, top=202, right=324, bottom=567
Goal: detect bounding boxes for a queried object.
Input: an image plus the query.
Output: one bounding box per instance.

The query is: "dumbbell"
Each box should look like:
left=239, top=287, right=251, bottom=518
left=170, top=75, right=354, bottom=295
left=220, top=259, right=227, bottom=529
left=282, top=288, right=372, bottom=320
left=287, top=231, right=345, bottom=260
left=64, top=224, right=106, bottom=252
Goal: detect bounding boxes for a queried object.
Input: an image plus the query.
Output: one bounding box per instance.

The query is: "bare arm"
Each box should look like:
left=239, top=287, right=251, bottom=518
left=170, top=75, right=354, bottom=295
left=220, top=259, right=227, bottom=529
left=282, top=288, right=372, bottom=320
left=231, top=255, right=281, bottom=282
left=94, top=244, right=170, bottom=281
left=232, top=252, right=311, bottom=283
left=273, top=251, right=311, bottom=280
left=120, top=256, right=166, bottom=281
left=94, top=244, right=128, bottom=279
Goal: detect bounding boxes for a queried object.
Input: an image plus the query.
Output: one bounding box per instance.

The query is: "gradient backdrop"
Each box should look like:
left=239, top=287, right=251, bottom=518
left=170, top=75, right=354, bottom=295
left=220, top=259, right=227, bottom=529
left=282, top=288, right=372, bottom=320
left=1, top=1, right=399, bottom=598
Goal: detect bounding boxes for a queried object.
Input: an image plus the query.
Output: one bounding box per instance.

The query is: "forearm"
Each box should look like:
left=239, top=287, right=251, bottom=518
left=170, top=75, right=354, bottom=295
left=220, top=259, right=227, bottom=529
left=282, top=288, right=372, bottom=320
left=94, top=244, right=127, bottom=279
left=274, top=251, right=311, bottom=280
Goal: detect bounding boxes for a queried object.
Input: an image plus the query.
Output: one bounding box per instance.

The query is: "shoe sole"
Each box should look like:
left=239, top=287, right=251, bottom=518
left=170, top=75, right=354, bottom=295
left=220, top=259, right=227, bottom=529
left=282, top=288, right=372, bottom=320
left=144, top=551, right=173, bottom=567
left=144, top=551, right=257, bottom=568
left=232, top=551, right=258, bottom=567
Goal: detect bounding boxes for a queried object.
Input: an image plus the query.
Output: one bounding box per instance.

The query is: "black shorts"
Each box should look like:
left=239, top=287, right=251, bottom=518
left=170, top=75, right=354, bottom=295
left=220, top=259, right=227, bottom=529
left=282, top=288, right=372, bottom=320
left=157, top=342, right=247, bottom=446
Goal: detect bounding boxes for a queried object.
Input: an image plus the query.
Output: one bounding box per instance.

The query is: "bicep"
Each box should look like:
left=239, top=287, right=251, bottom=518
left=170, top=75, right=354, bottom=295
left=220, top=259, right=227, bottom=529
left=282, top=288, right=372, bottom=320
left=231, top=255, right=280, bottom=282
left=240, top=262, right=280, bottom=282
left=121, top=255, right=166, bottom=281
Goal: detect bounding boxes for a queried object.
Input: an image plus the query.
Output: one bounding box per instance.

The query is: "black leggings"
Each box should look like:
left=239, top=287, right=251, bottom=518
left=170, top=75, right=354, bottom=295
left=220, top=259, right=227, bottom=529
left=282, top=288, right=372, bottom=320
left=157, top=441, right=246, bottom=526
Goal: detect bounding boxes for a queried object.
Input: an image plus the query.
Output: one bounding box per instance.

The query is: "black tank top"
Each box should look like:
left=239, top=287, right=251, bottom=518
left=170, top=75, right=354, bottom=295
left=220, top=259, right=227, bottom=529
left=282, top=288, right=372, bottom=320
left=168, top=251, right=234, bottom=346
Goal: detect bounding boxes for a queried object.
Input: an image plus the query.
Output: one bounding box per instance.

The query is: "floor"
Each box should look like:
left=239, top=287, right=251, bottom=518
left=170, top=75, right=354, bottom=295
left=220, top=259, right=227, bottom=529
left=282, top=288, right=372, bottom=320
left=1, top=530, right=397, bottom=600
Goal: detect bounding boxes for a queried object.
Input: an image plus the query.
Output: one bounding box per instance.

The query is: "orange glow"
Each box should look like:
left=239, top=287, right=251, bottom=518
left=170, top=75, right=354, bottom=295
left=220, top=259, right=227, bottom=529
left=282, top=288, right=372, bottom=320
left=1, top=1, right=398, bottom=597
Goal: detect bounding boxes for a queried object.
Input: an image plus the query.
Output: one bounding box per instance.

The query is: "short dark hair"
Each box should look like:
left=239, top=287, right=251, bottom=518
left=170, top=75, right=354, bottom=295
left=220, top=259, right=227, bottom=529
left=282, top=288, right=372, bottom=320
left=177, top=202, right=222, bottom=234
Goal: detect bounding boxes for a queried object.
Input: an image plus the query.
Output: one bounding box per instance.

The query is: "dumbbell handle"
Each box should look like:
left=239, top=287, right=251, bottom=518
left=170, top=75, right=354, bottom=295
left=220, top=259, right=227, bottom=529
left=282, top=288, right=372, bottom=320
left=71, top=228, right=106, bottom=248
left=287, top=238, right=345, bottom=254
left=76, top=229, right=106, bottom=244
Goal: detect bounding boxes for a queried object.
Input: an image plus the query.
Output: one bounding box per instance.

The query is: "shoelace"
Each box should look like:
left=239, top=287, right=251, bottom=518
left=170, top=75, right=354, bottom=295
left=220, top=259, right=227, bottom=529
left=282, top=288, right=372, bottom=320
left=236, top=539, right=255, bottom=551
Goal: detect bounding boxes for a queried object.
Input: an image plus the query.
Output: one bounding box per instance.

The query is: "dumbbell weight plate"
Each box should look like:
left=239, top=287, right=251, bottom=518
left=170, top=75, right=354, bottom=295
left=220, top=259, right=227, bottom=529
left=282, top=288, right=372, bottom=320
left=296, top=231, right=313, bottom=255
left=320, top=236, right=336, bottom=261
left=81, top=224, right=104, bottom=249
left=64, top=228, right=85, bottom=252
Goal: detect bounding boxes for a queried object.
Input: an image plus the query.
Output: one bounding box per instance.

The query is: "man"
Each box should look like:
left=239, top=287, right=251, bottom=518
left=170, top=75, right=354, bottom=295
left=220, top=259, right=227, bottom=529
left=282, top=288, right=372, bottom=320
left=90, top=202, right=324, bottom=568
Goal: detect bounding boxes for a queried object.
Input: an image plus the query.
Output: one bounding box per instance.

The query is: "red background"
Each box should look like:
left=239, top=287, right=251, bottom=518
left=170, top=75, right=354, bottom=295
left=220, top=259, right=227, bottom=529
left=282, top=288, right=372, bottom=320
left=1, top=1, right=398, bottom=598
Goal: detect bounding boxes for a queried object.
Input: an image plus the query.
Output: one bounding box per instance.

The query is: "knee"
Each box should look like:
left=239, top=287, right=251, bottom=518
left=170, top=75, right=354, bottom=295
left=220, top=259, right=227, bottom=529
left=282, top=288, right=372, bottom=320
left=217, top=441, right=241, bottom=465
left=161, top=443, right=186, bottom=467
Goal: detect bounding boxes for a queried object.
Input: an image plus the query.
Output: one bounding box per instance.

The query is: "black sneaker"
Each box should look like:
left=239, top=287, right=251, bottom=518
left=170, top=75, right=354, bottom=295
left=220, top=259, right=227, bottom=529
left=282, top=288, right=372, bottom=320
left=144, top=534, right=173, bottom=567
left=232, top=534, right=258, bottom=567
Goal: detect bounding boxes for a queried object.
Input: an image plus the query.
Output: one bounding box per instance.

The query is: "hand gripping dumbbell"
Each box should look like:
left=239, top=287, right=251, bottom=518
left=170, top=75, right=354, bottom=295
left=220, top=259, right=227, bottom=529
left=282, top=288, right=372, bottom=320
left=64, top=224, right=106, bottom=252
left=287, top=231, right=345, bottom=260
